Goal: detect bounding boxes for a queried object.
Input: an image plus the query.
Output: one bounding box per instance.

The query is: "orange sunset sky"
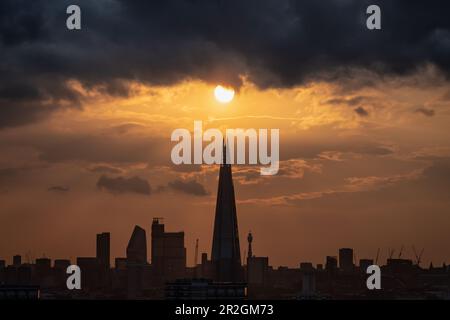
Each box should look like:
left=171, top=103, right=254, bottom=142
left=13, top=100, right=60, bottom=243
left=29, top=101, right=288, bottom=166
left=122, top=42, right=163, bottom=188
left=1, top=69, right=450, bottom=267
left=1, top=0, right=450, bottom=268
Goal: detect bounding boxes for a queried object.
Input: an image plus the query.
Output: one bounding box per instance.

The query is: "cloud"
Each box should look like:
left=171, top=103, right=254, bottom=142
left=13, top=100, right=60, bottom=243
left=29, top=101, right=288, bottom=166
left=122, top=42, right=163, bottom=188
left=87, top=165, right=124, bottom=175
left=167, top=179, right=209, bottom=196
left=354, top=106, right=369, bottom=117
left=48, top=186, right=70, bottom=193
left=238, top=169, right=423, bottom=206
left=415, top=107, right=435, bottom=117
left=35, top=132, right=168, bottom=165
left=1, top=0, right=450, bottom=127
left=325, top=96, right=370, bottom=107
left=96, top=175, right=151, bottom=195
left=232, top=159, right=322, bottom=185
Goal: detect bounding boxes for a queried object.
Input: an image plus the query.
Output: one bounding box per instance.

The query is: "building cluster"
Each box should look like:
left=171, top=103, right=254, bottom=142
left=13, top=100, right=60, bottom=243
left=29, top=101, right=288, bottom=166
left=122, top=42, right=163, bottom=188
left=1, top=143, right=449, bottom=299
left=1, top=228, right=449, bottom=299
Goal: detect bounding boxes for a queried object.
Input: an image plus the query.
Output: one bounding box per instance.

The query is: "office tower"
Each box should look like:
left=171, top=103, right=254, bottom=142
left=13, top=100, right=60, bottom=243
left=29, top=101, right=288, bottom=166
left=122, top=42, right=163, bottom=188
left=151, top=218, right=186, bottom=281
left=54, top=259, right=71, bottom=289
left=300, top=262, right=314, bottom=271
left=126, top=226, right=148, bottom=299
left=127, top=226, right=147, bottom=264
left=326, top=256, right=338, bottom=273
left=77, top=257, right=101, bottom=290
left=13, top=255, right=21, bottom=267
left=35, top=258, right=52, bottom=283
left=247, top=257, right=269, bottom=286
left=339, top=248, right=354, bottom=273
left=211, top=141, right=242, bottom=282
left=36, top=257, right=51, bottom=268
left=96, top=232, right=110, bottom=269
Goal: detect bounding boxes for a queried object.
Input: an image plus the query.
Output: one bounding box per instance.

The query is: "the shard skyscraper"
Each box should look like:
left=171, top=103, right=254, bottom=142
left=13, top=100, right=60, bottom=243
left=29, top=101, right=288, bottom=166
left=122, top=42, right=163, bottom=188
left=211, top=141, right=243, bottom=282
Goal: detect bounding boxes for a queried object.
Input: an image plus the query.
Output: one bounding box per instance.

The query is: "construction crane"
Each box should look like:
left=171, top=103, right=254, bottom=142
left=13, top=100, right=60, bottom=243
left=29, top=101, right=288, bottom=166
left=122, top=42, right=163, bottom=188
left=412, top=246, right=425, bottom=266
left=398, top=245, right=404, bottom=258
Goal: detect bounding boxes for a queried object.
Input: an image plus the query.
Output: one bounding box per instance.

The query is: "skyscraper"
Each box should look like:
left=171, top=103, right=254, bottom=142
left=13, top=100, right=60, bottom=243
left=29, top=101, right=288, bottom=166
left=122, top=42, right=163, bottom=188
left=96, top=232, right=110, bottom=269
left=339, top=248, right=354, bottom=273
left=151, top=218, right=186, bottom=281
left=126, top=226, right=147, bottom=299
left=211, top=141, right=243, bottom=282
left=126, top=226, right=147, bottom=264
left=13, top=255, right=21, bottom=267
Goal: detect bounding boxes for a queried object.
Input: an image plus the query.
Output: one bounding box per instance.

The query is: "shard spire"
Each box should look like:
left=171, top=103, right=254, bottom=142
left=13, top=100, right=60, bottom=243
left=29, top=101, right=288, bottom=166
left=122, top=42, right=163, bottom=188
left=211, top=139, right=242, bottom=282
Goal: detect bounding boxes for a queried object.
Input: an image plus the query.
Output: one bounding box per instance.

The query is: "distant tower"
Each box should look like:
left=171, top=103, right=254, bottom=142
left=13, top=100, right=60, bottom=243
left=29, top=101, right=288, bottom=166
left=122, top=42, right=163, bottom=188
left=127, top=226, right=147, bottom=264
left=339, top=248, right=354, bottom=273
left=127, top=225, right=147, bottom=299
left=13, top=255, right=21, bottom=267
left=151, top=218, right=186, bottom=281
left=96, top=232, right=110, bottom=269
left=211, top=141, right=242, bottom=282
left=247, top=232, right=253, bottom=259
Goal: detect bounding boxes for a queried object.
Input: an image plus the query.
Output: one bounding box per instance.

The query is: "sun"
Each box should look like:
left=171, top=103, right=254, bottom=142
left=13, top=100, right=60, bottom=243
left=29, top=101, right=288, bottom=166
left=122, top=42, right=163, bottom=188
left=214, top=85, right=235, bottom=104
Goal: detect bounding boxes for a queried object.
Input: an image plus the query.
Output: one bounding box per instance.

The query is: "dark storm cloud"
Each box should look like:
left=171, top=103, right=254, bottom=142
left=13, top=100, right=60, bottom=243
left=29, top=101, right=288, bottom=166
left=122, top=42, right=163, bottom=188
left=1, top=0, right=450, bottom=127
left=97, top=175, right=151, bottom=195
left=167, top=179, right=209, bottom=196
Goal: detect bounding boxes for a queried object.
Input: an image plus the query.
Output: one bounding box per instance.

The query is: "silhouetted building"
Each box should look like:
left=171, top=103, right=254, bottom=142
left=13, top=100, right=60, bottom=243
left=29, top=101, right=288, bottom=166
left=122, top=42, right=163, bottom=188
left=326, top=256, right=338, bottom=273
left=127, top=226, right=147, bottom=264
left=126, top=225, right=148, bottom=299
left=36, top=258, right=51, bottom=269
left=54, top=259, right=71, bottom=289
left=115, top=258, right=127, bottom=271
left=96, top=232, right=110, bottom=269
left=18, top=264, right=32, bottom=286
left=54, top=259, right=71, bottom=270
left=151, top=218, right=186, bottom=282
left=359, top=259, right=374, bottom=273
left=211, top=142, right=243, bottom=282
left=300, top=262, right=314, bottom=271
left=35, top=258, right=51, bottom=284
left=301, top=266, right=316, bottom=298
left=247, top=257, right=269, bottom=286
left=199, top=253, right=215, bottom=279
left=166, top=279, right=246, bottom=300
left=13, top=255, right=21, bottom=267
left=77, top=257, right=101, bottom=290
left=0, top=286, right=40, bottom=299
left=339, top=248, right=354, bottom=273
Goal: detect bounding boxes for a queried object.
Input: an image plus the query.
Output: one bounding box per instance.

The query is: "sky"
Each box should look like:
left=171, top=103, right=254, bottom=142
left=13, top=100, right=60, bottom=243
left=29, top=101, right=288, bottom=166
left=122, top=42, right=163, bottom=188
left=0, top=0, right=450, bottom=267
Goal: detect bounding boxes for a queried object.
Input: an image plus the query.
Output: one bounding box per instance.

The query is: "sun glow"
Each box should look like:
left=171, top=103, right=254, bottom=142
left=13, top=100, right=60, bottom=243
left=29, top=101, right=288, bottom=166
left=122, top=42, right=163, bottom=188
left=214, top=85, right=235, bottom=104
